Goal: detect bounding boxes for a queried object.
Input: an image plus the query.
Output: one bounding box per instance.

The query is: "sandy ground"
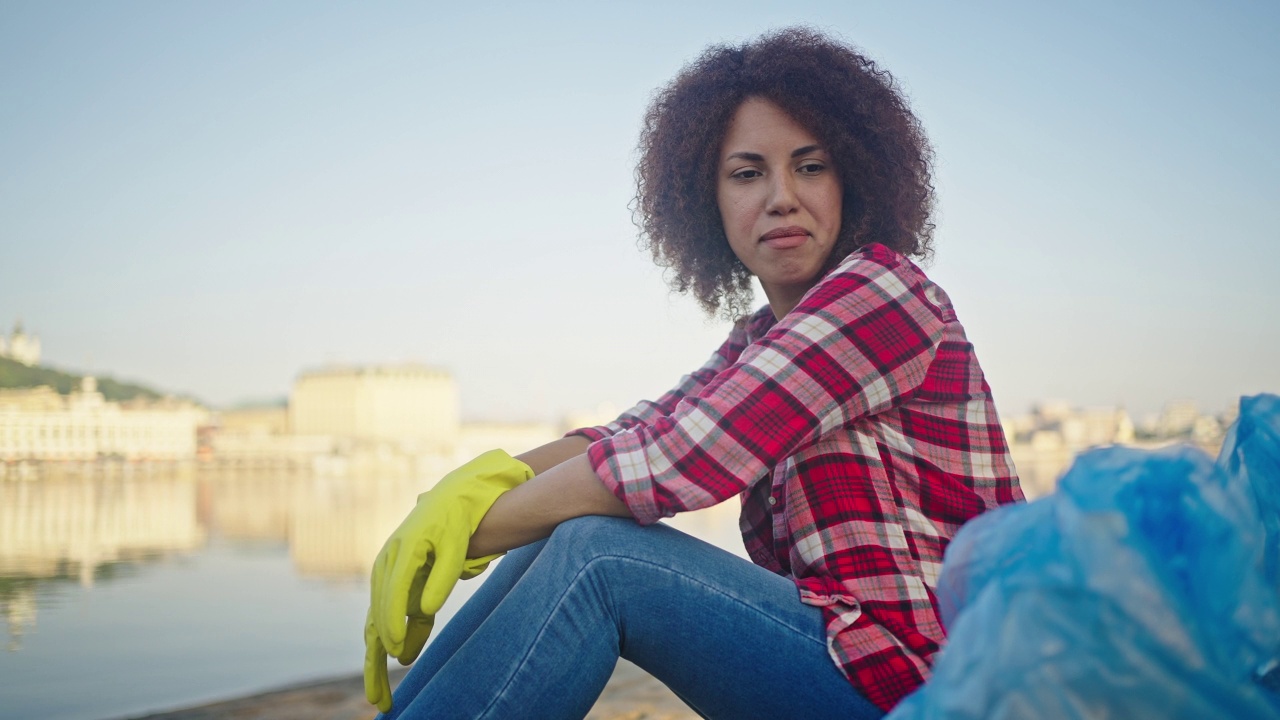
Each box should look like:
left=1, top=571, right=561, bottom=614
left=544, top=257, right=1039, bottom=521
left=129, top=660, right=699, bottom=720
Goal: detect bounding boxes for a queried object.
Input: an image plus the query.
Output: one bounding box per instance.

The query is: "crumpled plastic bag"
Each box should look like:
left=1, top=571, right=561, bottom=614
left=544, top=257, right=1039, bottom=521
left=887, top=394, right=1280, bottom=720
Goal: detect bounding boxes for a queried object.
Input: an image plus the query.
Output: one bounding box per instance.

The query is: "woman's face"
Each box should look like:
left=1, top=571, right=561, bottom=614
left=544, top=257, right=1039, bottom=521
left=716, top=97, right=842, bottom=316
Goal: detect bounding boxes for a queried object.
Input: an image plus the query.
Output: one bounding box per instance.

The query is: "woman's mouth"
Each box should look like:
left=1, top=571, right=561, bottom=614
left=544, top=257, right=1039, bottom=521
left=760, top=227, right=809, bottom=249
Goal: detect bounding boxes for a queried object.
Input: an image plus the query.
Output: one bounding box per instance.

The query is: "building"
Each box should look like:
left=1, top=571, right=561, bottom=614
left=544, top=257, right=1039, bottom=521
left=0, top=320, right=41, bottom=367
left=1004, top=399, right=1231, bottom=498
left=1155, top=401, right=1201, bottom=438
left=218, top=406, right=290, bottom=436
left=1006, top=404, right=1140, bottom=498
left=0, top=377, right=205, bottom=461
left=1059, top=407, right=1135, bottom=448
left=289, top=364, right=460, bottom=450
left=208, top=364, right=569, bottom=469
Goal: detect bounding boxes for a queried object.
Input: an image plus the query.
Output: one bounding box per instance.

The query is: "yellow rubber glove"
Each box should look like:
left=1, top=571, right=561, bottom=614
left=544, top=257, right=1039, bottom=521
left=363, top=609, right=393, bottom=713
left=363, top=449, right=534, bottom=712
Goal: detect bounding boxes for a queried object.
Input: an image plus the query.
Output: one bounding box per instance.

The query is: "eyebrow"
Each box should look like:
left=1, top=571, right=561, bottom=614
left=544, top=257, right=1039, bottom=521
left=724, top=145, right=825, bottom=162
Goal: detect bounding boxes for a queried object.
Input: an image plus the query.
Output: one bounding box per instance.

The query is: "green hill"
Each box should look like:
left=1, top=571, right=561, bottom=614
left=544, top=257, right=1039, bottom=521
left=0, top=355, right=178, bottom=403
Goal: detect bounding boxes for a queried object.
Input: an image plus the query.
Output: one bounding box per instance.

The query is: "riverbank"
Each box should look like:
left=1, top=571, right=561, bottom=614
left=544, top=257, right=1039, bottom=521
left=127, top=660, right=697, bottom=720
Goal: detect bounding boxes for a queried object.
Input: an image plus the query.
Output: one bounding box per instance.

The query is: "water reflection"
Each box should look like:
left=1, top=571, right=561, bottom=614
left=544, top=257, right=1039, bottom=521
left=0, top=460, right=746, bottom=719
left=199, top=461, right=456, bottom=579
left=289, top=474, right=425, bottom=578
left=1, top=462, right=746, bottom=654
left=0, top=471, right=204, bottom=581
left=1, top=578, right=36, bottom=652
left=0, top=469, right=205, bottom=652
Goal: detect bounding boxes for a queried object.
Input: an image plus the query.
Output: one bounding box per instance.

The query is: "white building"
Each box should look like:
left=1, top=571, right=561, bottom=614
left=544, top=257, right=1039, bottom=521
left=1006, top=404, right=1138, bottom=498
left=0, top=378, right=205, bottom=461
left=205, top=405, right=337, bottom=462
left=1059, top=407, right=1135, bottom=448
left=1156, top=401, right=1201, bottom=438
left=290, top=364, right=460, bottom=449
left=0, top=321, right=41, bottom=367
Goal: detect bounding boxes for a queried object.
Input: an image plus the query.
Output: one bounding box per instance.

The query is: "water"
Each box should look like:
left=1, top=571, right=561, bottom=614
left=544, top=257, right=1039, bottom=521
left=0, top=465, right=743, bottom=720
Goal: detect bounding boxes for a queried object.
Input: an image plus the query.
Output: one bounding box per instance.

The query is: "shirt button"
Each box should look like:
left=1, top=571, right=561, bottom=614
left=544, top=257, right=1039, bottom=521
left=767, top=496, right=777, bottom=506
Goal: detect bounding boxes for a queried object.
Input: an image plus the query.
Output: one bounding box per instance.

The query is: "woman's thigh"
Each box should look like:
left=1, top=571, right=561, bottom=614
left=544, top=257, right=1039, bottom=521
left=553, top=517, right=884, bottom=720
left=401, top=516, right=883, bottom=720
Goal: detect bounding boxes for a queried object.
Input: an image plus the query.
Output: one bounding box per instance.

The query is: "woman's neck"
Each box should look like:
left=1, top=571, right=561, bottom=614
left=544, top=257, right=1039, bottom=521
left=763, top=284, right=808, bottom=320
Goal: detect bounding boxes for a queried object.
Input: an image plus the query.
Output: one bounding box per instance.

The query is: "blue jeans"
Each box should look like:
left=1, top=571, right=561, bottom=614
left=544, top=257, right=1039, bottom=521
left=379, top=516, right=885, bottom=720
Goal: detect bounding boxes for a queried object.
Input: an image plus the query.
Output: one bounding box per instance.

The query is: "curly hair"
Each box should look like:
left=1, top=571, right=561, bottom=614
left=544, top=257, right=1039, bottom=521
left=635, top=27, right=936, bottom=320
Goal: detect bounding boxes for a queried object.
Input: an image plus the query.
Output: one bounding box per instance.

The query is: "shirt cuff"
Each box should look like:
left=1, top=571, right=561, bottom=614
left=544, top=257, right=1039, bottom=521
left=586, top=433, right=665, bottom=525
left=564, top=425, right=614, bottom=442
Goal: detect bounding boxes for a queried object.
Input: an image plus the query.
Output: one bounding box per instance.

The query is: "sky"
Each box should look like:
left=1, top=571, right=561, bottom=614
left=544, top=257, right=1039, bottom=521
left=1, top=1, right=1277, bottom=423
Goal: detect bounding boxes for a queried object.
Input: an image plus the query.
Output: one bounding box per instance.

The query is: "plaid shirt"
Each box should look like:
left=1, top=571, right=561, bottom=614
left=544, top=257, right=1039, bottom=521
left=571, top=243, right=1023, bottom=711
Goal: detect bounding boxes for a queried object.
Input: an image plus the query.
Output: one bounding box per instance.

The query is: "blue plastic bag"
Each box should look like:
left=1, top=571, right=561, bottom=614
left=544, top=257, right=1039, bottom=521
left=888, top=395, right=1280, bottom=720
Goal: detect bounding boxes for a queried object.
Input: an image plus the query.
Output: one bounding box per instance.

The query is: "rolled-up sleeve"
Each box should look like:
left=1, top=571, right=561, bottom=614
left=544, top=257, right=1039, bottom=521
left=588, top=250, right=949, bottom=525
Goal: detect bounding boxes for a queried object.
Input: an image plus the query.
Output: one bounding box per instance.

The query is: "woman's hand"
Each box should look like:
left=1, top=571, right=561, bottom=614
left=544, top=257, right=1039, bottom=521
left=363, top=450, right=534, bottom=711
left=362, top=437, right=632, bottom=712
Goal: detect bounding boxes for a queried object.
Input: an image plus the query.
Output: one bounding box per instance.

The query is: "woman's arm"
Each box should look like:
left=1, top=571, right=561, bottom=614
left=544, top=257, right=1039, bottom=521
left=585, top=248, right=950, bottom=526
left=467, top=454, right=631, bottom=557
left=466, top=306, right=763, bottom=557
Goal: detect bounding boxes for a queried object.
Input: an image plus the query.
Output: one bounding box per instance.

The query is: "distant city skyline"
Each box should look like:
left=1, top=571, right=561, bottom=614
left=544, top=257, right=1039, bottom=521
left=2, top=2, right=1277, bottom=422
left=2, top=329, right=1251, bottom=423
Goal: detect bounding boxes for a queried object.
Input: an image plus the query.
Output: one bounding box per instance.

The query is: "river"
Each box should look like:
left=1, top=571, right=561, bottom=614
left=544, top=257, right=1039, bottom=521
left=0, top=463, right=743, bottom=719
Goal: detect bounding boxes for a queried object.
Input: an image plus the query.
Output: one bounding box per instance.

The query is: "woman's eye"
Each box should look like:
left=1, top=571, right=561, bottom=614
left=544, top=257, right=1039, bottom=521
left=731, top=169, right=762, bottom=180
left=798, top=162, right=825, bottom=175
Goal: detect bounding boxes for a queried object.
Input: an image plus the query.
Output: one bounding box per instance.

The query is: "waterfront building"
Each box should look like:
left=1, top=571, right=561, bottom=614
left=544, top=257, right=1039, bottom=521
left=218, top=406, right=289, bottom=435
left=1005, top=399, right=1229, bottom=498
left=289, top=365, right=459, bottom=449
left=1008, top=404, right=1142, bottom=497
left=212, top=365, right=571, bottom=472
left=0, top=378, right=205, bottom=461
left=205, top=405, right=334, bottom=464
left=1058, top=407, right=1135, bottom=448
left=1155, top=400, right=1201, bottom=438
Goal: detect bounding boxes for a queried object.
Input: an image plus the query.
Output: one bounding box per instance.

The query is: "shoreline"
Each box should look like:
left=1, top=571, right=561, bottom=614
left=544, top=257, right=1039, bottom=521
left=125, top=660, right=697, bottom=720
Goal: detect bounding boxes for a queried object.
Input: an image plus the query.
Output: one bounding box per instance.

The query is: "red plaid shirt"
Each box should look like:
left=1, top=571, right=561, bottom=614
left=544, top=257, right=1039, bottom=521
left=570, top=243, right=1023, bottom=711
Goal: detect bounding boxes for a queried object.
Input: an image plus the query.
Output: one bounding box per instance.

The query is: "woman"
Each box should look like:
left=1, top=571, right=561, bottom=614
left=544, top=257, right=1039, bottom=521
left=365, top=28, right=1023, bottom=719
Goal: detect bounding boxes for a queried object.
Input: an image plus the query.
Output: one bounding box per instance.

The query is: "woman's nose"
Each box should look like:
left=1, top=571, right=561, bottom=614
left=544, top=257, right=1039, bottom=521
left=765, top=173, right=799, bottom=215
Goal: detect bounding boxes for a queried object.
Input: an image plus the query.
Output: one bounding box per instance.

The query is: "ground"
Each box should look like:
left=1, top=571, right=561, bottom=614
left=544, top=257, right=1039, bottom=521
left=130, top=660, right=698, bottom=720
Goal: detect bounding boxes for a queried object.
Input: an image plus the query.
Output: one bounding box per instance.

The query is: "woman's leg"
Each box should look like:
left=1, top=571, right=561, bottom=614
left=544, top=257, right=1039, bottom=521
left=394, top=515, right=885, bottom=720
left=379, top=538, right=549, bottom=720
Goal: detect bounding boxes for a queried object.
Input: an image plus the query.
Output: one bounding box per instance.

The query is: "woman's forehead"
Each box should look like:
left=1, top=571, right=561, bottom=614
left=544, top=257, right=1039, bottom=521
left=721, top=98, right=824, bottom=157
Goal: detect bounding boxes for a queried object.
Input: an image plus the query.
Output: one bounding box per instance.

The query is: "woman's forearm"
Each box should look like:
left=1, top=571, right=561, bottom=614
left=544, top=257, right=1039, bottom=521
left=468, top=454, right=632, bottom=557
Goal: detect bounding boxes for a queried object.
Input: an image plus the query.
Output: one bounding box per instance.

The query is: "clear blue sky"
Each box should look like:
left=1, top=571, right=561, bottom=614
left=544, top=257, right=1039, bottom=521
left=2, top=1, right=1276, bottom=421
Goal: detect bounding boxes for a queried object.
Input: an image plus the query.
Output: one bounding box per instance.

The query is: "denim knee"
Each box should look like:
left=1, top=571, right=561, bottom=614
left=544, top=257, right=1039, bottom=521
left=539, top=515, right=653, bottom=572
left=548, top=515, right=634, bottom=550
